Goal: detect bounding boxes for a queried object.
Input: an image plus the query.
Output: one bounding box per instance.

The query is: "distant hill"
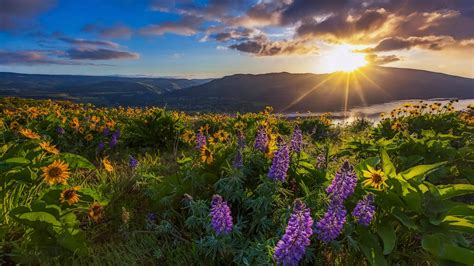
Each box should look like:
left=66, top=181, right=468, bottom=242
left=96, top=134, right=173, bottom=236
left=0, top=72, right=210, bottom=106
left=161, top=66, right=474, bottom=112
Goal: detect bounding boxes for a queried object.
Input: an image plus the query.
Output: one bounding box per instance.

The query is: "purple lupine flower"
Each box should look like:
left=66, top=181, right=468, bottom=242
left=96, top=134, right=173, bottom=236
left=290, top=125, right=303, bottom=153
left=315, top=202, right=347, bottom=243
left=254, top=126, right=268, bottom=153
left=103, top=127, right=110, bottom=136
left=146, top=212, right=157, bottom=223
left=233, top=149, right=243, bottom=169
left=315, top=153, right=326, bottom=169
left=97, top=141, right=105, bottom=151
left=195, top=132, right=206, bottom=150
left=268, top=138, right=290, bottom=182
left=237, top=132, right=246, bottom=150
left=56, top=126, right=65, bottom=135
left=274, top=199, right=314, bottom=266
left=113, top=128, right=121, bottom=138
left=210, top=195, right=233, bottom=235
left=129, top=155, right=139, bottom=169
left=352, top=194, right=375, bottom=226
left=109, top=135, right=118, bottom=148
left=325, top=161, right=357, bottom=204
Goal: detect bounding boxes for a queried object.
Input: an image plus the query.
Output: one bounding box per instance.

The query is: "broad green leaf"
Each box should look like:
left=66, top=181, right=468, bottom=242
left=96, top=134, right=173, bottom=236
left=358, top=231, right=388, bottom=266
left=437, top=184, right=474, bottom=200
left=392, top=208, right=417, bottom=229
left=376, top=222, right=396, bottom=255
left=399, top=161, right=446, bottom=181
left=4, top=166, right=36, bottom=183
left=0, top=157, right=30, bottom=172
left=13, top=211, right=62, bottom=231
left=422, top=234, right=474, bottom=265
left=440, top=215, right=474, bottom=234
left=61, top=153, right=95, bottom=170
left=380, top=149, right=396, bottom=177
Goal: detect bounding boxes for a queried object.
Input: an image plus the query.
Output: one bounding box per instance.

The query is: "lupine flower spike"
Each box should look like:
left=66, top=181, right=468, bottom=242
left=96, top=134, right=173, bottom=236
left=210, top=195, right=233, bottom=235
left=268, top=137, right=290, bottom=182
left=274, top=199, right=314, bottom=266
left=254, top=126, right=268, bottom=152
left=352, top=194, right=375, bottom=226
left=315, top=202, right=347, bottom=243
left=290, top=125, right=303, bottom=153
left=325, top=161, right=357, bottom=204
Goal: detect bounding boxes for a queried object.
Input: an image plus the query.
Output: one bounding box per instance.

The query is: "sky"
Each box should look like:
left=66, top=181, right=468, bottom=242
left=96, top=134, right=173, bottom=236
left=0, top=0, right=473, bottom=78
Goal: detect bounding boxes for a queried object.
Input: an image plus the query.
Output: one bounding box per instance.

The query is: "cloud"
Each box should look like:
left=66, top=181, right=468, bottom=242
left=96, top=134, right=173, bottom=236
left=66, top=48, right=139, bottom=60
left=82, top=23, right=132, bottom=38
left=365, top=54, right=400, bottom=65
left=140, top=15, right=204, bottom=36
left=358, top=36, right=456, bottom=52
left=0, top=50, right=107, bottom=65
left=57, top=36, right=120, bottom=48
left=0, top=0, right=56, bottom=31
left=229, top=39, right=318, bottom=56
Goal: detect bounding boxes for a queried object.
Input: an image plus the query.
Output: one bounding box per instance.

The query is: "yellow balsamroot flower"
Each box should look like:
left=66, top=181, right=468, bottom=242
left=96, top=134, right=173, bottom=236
left=71, top=117, right=80, bottom=129
left=88, top=202, right=104, bottom=222
left=84, top=133, right=94, bottom=141
left=60, top=186, right=81, bottom=206
left=199, top=124, right=210, bottom=134
left=19, top=128, right=41, bottom=139
left=213, top=130, right=229, bottom=142
left=39, top=141, right=60, bottom=155
left=91, top=115, right=100, bottom=123
left=265, top=134, right=278, bottom=159
left=102, top=157, right=114, bottom=173
left=200, top=145, right=214, bottom=164
left=468, top=103, right=474, bottom=110
left=41, top=160, right=70, bottom=185
left=10, top=121, right=20, bottom=130
left=391, top=121, right=402, bottom=131
left=181, top=129, right=195, bottom=144
left=362, top=166, right=387, bottom=190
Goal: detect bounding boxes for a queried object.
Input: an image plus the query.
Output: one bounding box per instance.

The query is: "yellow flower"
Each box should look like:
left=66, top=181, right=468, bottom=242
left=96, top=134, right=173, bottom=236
left=19, top=128, right=41, bottom=139
left=199, top=124, right=210, bottom=134
left=200, top=145, right=214, bottom=164
left=60, top=186, right=81, bottom=205
left=102, top=157, right=114, bottom=173
left=71, top=117, right=80, bottom=129
left=84, top=133, right=94, bottom=141
left=181, top=129, right=195, bottom=144
left=391, top=121, right=402, bottom=131
left=362, top=166, right=387, bottom=190
left=265, top=134, right=277, bottom=158
left=41, top=160, right=70, bottom=185
left=10, top=121, right=20, bottom=130
left=91, top=115, right=100, bottom=123
left=39, top=141, right=60, bottom=155
left=88, top=202, right=104, bottom=222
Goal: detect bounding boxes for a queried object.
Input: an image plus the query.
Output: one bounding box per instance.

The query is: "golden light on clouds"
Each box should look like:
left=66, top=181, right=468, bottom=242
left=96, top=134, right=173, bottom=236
left=319, top=45, right=368, bottom=72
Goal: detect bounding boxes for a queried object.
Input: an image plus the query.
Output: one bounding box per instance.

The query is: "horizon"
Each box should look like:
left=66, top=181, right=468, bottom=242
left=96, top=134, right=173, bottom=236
left=1, top=1, right=473, bottom=79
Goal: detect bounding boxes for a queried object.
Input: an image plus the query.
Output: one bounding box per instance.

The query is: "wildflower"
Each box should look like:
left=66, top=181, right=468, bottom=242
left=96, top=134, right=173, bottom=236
left=200, top=145, right=214, bottom=164
left=326, top=161, right=357, bottom=204
left=41, top=160, right=70, bottom=185
left=233, top=149, right=243, bottom=168
left=109, top=134, right=118, bottom=148
left=196, top=132, right=206, bottom=150
left=60, top=186, right=81, bottom=205
left=39, top=141, right=60, bottom=155
left=19, top=128, right=41, bottom=139
left=102, top=157, right=114, bottom=173
left=274, top=200, right=314, bottom=266
left=88, top=202, right=104, bottom=223
left=237, top=131, right=246, bottom=150
left=129, top=155, right=139, bottom=169
left=97, top=141, right=105, bottom=151
left=362, top=166, right=387, bottom=190
left=181, top=129, right=195, bottom=144
left=71, top=117, right=80, bottom=129
left=265, top=133, right=278, bottom=158
left=84, top=133, right=94, bottom=141
left=10, top=121, right=20, bottom=130
left=352, top=194, right=376, bottom=226
left=210, top=195, right=233, bottom=235
left=315, top=202, right=347, bottom=243
left=268, top=138, right=290, bottom=182
left=254, top=126, right=268, bottom=153
left=290, top=125, right=303, bottom=153
left=315, top=153, right=326, bottom=169
left=103, top=127, right=110, bottom=136
left=391, top=121, right=402, bottom=131
left=56, top=126, right=65, bottom=135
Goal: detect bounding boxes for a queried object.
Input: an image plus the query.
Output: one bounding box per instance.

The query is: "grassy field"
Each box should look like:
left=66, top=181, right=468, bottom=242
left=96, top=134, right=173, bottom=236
left=0, top=97, right=473, bottom=265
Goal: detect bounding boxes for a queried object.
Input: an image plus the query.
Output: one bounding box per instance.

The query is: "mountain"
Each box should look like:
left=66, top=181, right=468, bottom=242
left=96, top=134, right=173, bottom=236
left=160, top=66, right=474, bottom=112
left=0, top=72, right=210, bottom=106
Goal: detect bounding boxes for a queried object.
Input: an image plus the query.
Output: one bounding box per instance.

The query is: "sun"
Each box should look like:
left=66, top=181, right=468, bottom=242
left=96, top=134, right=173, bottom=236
left=320, top=44, right=368, bottom=72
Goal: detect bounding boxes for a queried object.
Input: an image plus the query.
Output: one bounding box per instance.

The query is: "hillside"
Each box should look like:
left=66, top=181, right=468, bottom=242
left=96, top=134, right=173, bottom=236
left=0, top=72, right=210, bottom=106
left=162, top=67, right=474, bottom=112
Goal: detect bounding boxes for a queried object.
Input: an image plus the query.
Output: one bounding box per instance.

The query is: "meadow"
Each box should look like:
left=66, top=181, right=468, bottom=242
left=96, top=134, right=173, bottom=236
left=0, top=97, right=473, bottom=265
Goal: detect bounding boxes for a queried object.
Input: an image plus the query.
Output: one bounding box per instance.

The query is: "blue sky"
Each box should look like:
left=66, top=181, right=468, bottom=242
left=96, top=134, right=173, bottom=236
left=0, top=0, right=473, bottom=78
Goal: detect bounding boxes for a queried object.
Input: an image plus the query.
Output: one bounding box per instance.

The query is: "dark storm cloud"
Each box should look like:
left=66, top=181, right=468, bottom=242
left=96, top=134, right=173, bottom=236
left=66, top=48, right=139, bottom=60
left=0, top=0, right=56, bottom=31
left=365, top=54, right=400, bottom=65
left=82, top=23, right=132, bottom=38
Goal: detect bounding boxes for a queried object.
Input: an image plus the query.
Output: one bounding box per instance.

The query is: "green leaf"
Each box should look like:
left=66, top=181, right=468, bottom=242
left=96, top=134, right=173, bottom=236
left=355, top=156, right=380, bottom=177
left=392, top=208, right=417, bottom=229
left=376, top=222, right=396, bottom=255
left=422, top=234, right=474, bottom=265
left=13, top=211, right=61, bottom=231
left=358, top=231, right=388, bottom=266
left=437, top=184, right=474, bottom=200
left=4, top=166, right=36, bottom=183
left=0, top=157, right=31, bottom=172
left=440, top=215, right=474, bottom=234
left=399, top=161, right=446, bottom=181
left=61, top=153, right=95, bottom=170
left=380, top=149, right=396, bottom=178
